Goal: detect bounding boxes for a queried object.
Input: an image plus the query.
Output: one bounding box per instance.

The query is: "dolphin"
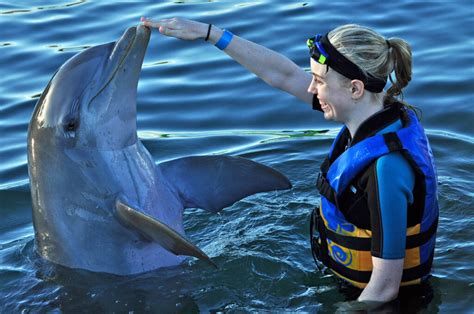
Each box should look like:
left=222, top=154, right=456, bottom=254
left=27, top=25, right=291, bottom=275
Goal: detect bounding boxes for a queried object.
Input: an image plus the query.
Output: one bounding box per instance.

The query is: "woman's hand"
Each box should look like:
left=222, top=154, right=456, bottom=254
left=358, top=257, right=404, bottom=303
left=141, top=17, right=208, bottom=41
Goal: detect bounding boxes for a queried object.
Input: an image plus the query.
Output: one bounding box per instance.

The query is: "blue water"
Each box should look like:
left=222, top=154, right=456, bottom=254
left=1, top=0, right=473, bottom=312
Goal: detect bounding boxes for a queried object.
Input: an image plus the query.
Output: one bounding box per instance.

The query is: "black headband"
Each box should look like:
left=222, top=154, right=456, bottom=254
left=308, top=34, right=387, bottom=93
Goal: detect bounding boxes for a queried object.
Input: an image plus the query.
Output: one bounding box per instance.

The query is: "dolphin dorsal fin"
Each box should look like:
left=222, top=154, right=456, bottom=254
left=159, top=155, right=292, bottom=213
left=115, top=199, right=217, bottom=268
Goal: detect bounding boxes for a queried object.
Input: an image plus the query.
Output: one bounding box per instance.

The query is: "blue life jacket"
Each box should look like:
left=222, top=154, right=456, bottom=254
left=310, top=106, right=439, bottom=288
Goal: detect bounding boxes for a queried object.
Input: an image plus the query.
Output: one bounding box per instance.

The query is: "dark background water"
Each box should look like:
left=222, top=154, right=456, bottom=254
left=1, top=0, right=473, bottom=312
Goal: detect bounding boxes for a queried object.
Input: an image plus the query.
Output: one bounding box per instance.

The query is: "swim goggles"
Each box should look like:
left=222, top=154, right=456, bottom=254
left=307, top=34, right=387, bottom=93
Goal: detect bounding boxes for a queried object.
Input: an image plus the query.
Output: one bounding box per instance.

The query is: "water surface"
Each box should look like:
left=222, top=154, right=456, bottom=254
left=1, top=1, right=473, bottom=312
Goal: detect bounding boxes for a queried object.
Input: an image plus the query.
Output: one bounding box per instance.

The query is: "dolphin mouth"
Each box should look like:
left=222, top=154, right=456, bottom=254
left=108, top=25, right=150, bottom=78
left=88, top=25, right=150, bottom=107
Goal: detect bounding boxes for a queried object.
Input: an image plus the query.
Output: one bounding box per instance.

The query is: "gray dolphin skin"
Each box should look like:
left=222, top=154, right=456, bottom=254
left=27, top=25, right=292, bottom=275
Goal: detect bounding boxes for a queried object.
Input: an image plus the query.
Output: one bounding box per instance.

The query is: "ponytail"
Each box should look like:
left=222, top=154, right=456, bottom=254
left=385, top=37, right=412, bottom=100
left=329, top=25, right=417, bottom=114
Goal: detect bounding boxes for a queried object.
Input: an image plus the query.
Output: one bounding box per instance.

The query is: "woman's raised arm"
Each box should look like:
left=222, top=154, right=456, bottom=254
left=142, top=17, right=313, bottom=105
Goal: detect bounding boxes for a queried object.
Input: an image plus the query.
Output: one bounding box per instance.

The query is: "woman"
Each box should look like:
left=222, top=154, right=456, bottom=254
left=141, top=17, right=439, bottom=304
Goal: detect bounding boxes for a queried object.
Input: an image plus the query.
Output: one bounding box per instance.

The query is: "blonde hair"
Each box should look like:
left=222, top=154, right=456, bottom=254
left=328, top=24, right=412, bottom=104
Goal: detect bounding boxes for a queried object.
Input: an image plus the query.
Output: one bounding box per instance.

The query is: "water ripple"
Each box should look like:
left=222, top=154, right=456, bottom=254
left=1, top=1, right=473, bottom=312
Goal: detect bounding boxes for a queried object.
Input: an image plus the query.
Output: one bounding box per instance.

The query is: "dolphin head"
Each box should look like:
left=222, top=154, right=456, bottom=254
left=27, top=26, right=153, bottom=270
left=29, top=25, right=150, bottom=150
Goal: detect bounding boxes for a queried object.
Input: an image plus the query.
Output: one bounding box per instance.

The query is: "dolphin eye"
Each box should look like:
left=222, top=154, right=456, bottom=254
left=67, top=121, right=76, bottom=131
left=64, top=118, right=78, bottom=132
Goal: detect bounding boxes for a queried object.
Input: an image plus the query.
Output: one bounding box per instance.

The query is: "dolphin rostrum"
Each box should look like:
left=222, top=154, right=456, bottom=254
left=27, top=25, right=291, bottom=275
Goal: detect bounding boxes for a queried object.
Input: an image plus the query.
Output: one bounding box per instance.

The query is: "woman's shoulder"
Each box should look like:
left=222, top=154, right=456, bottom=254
left=375, top=152, right=415, bottom=202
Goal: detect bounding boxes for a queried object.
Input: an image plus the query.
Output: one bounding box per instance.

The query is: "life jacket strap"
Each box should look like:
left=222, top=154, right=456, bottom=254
left=383, top=132, right=404, bottom=152
left=325, top=227, right=372, bottom=250
left=316, top=172, right=338, bottom=206
left=321, top=215, right=438, bottom=251
left=406, top=217, right=438, bottom=249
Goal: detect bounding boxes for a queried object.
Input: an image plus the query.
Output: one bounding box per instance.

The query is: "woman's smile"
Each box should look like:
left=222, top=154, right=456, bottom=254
left=320, top=101, right=329, bottom=110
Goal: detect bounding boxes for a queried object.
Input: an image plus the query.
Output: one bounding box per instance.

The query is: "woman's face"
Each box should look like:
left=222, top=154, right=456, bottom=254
left=307, top=58, right=353, bottom=123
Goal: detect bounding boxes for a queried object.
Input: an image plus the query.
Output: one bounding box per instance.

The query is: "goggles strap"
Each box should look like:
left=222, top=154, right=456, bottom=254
left=310, top=34, right=387, bottom=93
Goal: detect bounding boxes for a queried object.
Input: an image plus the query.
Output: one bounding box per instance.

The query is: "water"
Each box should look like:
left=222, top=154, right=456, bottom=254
left=1, top=0, right=473, bottom=312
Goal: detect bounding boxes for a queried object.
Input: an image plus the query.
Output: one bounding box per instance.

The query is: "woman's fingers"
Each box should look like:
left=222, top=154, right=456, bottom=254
left=141, top=18, right=181, bottom=38
left=140, top=17, right=204, bottom=40
left=140, top=17, right=158, bottom=29
left=159, top=26, right=180, bottom=37
left=141, top=17, right=176, bottom=30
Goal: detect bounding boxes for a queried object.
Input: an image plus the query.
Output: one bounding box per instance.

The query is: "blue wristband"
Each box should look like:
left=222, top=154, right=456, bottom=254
left=215, top=30, right=234, bottom=50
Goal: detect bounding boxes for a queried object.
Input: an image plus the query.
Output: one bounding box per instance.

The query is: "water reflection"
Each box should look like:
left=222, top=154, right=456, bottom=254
left=0, top=1, right=87, bottom=15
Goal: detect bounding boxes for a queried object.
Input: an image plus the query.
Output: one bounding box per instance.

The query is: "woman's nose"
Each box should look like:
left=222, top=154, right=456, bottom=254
left=307, top=80, right=317, bottom=94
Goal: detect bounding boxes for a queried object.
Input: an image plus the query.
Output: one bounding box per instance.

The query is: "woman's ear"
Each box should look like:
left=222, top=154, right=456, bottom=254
left=351, top=80, right=365, bottom=99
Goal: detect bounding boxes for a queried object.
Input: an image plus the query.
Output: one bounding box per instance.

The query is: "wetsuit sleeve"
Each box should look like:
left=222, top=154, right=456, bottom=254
left=369, top=152, right=415, bottom=259
left=312, top=94, right=322, bottom=111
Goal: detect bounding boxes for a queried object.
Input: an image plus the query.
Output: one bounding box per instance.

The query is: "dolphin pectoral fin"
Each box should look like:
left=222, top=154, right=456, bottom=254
left=115, top=200, right=217, bottom=268
left=159, top=156, right=292, bottom=213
